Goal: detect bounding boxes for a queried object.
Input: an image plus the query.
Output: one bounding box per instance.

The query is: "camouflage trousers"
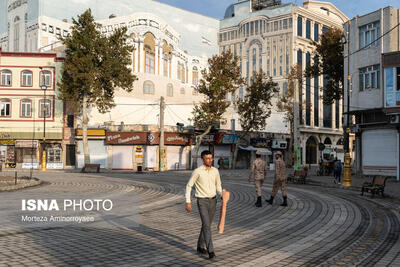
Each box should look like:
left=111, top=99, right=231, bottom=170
left=254, top=179, right=264, bottom=196
left=271, top=179, right=287, bottom=197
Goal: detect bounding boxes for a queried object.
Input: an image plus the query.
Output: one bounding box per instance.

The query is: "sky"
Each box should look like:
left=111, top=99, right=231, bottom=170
left=155, top=0, right=400, bottom=20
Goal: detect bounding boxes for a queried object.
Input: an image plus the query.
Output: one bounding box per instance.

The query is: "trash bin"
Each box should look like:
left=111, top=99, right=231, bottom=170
left=137, top=164, right=143, bottom=172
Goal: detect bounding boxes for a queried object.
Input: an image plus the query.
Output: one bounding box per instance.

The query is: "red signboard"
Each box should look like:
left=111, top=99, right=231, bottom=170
left=105, top=132, right=147, bottom=145
left=164, top=132, right=193, bottom=146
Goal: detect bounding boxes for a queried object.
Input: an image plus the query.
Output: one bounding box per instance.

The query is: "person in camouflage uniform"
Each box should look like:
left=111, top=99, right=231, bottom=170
left=266, top=151, right=288, bottom=207
left=248, top=151, right=267, bottom=207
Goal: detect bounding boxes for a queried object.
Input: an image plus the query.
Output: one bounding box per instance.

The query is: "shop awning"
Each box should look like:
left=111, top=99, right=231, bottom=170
left=239, top=145, right=258, bottom=151
left=255, top=148, right=272, bottom=155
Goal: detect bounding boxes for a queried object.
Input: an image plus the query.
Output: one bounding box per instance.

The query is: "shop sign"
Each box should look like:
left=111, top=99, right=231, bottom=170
left=0, top=140, right=15, bottom=145
left=76, top=129, right=105, bottom=136
left=16, top=140, right=38, bottom=148
left=147, top=132, right=159, bottom=145
left=106, top=132, right=147, bottom=145
left=47, top=163, right=63, bottom=169
left=135, top=146, right=143, bottom=158
left=22, top=163, right=38, bottom=169
left=201, top=134, right=215, bottom=145
left=250, top=138, right=270, bottom=148
left=164, top=133, right=193, bottom=146
left=217, top=134, right=238, bottom=144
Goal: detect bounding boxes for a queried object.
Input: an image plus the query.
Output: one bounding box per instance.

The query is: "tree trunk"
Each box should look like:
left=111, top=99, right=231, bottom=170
left=287, top=119, right=294, bottom=167
left=232, top=134, right=245, bottom=169
left=192, top=125, right=212, bottom=170
left=82, top=94, right=90, bottom=165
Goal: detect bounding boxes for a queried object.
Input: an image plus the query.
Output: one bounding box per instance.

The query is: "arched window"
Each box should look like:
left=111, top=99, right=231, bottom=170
left=0, top=98, right=11, bottom=117
left=252, top=48, right=256, bottom=72
left=180, top=88, right=185, bottom=95
left=20, top=99, right=32, bottom=117
left=21, top=70, right=32, bottom=86
left=167, top=83, right=173, bottom=97
left=324, top=137, right=332, bottom=145
left=40, top=70, right=52, bottom=87
left=192, top=66, right=198, bottom=85
left=0, top=70, right=12, bottom=86
left=143, top=80, right=155, bottom=94
left=144, top=32, right=155, bottom=74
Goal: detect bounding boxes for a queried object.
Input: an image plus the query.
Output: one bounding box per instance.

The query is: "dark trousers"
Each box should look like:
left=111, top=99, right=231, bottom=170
left=197, top=197, right=217, bottom=253
left=334, top=170, right=341, bottom=182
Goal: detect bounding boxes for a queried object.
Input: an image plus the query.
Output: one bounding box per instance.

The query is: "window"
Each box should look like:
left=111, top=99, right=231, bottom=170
left=143, top=81, right=155, bottom=94
left=306, top=20, right=311, bottom=39
left=283, top=19, right=288, bottom=29
left=314, top=76, right=319, bottom=126
left=274, top=21, right=278, bottom=31
left=47, top=148, right=62, bottom=163
left=180, top=88, right=185, bottom=95
left=0, top=99, right=11, bottom=117
left=359, top=21, right=380, bottom=48
left=63, top=30, right=68, bottom=37
left=48, top=25, right=54, bottom=33
left=163, top=56, right=168, bottom=77
left=297, top=17, right=302, bottom=37
left=167, top=83, right=173, bottom=97
left=314, top=23, right=319, bottom=42
left=67, top=115, right=74, bottom=127
left=21, top=70, right=32, bottom=86
left=1, top=70, right=12, bottom=86
left=14, top=23, right=19, bottom=51
left=239, top=87, right=244, bottom=101
left=359, top=65, right=380, bottom=91
left=20, top=99, right=31, bottom=117
left=40, top=70, right=51, bottom=87
left=56, top=27, right=61, bottom=36
left=41, top=23, right=47, bottom=31
left=252, top=48, right=257, bottom=72
left=39, top=99, right=51, bottom=118
left=145, top=53, right=155, bottom=74
left=192, top=66, right=198, bottom=85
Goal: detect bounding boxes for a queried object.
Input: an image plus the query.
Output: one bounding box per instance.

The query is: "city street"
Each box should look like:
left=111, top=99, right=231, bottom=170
left=0, top=169, right=399, bottom=266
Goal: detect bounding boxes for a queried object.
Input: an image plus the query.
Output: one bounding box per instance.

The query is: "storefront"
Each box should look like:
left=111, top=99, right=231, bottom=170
left=214, top=132, right=238, bottom=169
left=0, top=140, right=16, bottom=168
left=164, top=132, right=193, bottom=170
left=76, top=129, right=107, bottom=169
left=15, top=140, right=39, bottom=169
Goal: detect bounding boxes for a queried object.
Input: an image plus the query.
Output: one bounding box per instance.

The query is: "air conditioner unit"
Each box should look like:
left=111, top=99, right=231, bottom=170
left=389, top=115, right=400, bottom=124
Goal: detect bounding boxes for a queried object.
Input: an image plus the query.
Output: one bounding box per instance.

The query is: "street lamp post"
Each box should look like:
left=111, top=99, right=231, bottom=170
left=320, top=7, right=352, bottom=187
left=41, top=84, right=47, bottom=171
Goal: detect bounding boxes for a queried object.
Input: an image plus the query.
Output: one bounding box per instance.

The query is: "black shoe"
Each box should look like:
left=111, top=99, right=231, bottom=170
left=266, top=196, right=274, bottom=205
left=255, top=196, right=262, bottom=207
left=208, top=252, right=216, bottom=260
left=197, top=247, right=207, bottom=255
left=280, top=196, right=288, bottom=207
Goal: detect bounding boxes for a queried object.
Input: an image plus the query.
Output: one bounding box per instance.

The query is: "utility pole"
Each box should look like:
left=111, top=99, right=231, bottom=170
left=159, top=96, right=165, bottom=172
left=293, top=69, right=301, bottom=171
left=343, top=20, right=352, bottom=187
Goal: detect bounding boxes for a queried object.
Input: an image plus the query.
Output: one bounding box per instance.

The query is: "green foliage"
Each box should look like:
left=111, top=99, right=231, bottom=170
left=58, top=9, right=137, bottom=114
left=305, top=27, right=344, bottom=105
left=235, top=70, right=277, bottom=134
left=277, top=64, right=302, bottom=125
left=191, top=51, right=245, bottom=130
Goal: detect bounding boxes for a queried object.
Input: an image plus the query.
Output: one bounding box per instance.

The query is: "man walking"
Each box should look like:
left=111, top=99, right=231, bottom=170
left=248, top=151, right=266, bottom=207
left=266, top=151, right=288, bottom=207
left=186, top=150, right=222, bottom=260
left=333, top=158, right=342, bottom=184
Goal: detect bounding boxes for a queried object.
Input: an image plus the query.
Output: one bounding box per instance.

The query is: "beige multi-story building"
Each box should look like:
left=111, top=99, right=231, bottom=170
left=219, top=0, right=347, bottom=165
left=0, top=49, right=69, bottom=169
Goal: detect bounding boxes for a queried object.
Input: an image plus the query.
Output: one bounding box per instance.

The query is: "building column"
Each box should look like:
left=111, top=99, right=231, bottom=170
left=139, top=37, right=145, bottom=73
left=155, top=39, right=159, bottom=75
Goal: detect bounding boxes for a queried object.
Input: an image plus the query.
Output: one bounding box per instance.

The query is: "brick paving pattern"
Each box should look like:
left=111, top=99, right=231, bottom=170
left=0, top=169, right=399, bottom=266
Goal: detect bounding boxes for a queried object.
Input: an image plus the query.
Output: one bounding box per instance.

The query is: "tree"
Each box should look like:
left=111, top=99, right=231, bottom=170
left=233, top=71, right=278, bottom=169
left=190, top=51, right=244, bottom=169
left=58, top=9, right=137, bottom=165
left=277, top=64, right=304, bottom=166
left=305, top=27, right=344, bottom=105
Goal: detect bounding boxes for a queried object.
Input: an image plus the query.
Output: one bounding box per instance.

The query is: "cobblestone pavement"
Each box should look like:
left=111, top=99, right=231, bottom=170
left=0, top=169, right=399, bottom=266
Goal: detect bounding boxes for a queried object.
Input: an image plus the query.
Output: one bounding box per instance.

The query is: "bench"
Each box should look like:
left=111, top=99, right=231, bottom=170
left=361, top=176, right=387, bottom=198
left=81, top=164, right=100, bottom=173
left=287, top=169, right=308, bottom=184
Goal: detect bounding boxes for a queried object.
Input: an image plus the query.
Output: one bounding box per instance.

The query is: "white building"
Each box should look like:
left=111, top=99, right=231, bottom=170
left=345, top=6, right=400, bottom=179
left=219, top=0, right=347, bottom=165
left=1, top=0, right=221, bottom=170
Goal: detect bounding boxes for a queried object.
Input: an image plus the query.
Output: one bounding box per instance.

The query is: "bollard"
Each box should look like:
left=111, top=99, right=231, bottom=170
left=15, top=171, right=17, bottom=185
